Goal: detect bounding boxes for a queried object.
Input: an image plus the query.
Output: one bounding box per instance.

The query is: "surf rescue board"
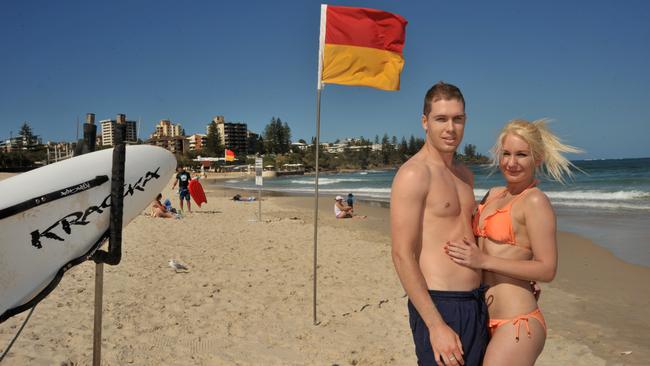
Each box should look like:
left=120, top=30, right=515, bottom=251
left=188, top=178, right=207, bottom=207
left=0, top=145, right=176, bottom=323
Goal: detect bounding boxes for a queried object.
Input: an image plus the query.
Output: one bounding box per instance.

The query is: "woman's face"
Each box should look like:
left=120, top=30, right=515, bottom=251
left=499, top=133, right=538, bottom=185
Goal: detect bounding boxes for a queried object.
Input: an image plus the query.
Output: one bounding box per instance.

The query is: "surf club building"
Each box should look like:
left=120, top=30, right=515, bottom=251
left=100, top=118, right=138, bottom=146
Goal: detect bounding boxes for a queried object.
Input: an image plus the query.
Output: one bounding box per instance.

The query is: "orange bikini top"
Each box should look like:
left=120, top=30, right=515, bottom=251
left=472, top=182, right=537, bottom=246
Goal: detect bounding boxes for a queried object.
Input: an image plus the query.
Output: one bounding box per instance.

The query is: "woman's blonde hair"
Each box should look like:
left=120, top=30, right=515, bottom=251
left=490, top=119, right=582, bottom=183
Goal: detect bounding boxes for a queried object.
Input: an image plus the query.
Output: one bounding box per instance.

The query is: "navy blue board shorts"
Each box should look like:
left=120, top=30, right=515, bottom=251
left=179, top=187, right=190, bottom=201
left=408, top=286, right=488, bottom=366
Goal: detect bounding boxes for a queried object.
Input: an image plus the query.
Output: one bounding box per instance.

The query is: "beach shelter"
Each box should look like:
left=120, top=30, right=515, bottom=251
left=312, top=4, right=407, bottom=324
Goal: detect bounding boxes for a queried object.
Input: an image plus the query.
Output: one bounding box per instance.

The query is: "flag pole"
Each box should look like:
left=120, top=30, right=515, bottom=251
left=313, top=88, right=321, bottom=326
left=312, top=4, right=327, bottom=326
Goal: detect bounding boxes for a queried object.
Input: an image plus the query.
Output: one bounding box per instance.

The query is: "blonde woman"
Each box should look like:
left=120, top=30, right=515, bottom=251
left=445, top=119, right=580, bottom=365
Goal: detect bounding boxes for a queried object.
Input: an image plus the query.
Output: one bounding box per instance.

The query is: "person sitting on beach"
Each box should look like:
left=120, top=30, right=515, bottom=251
left=151, top=193, right=174, bottom=218
left=445, top=119, right=581, bottom=365
left=232, top=194, right=256, bottom=202
left=334, top=195, right=353, bottom=218
left=334, top=195, right=365, bottom=219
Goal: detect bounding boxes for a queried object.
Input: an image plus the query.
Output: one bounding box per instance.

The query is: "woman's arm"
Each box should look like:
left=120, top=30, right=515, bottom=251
left=446, top=190, right=558, bottom=282
left=336, top=202, right=353, bottom=212
left=152, top=200, right=167, bottom=212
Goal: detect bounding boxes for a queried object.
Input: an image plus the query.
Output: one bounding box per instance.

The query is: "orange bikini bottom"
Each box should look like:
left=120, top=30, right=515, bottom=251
left=489, top=308, right=547, bottom=342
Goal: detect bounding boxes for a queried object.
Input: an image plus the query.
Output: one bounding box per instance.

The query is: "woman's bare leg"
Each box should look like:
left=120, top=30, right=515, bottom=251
left=483, top=318, right=545, bottom=366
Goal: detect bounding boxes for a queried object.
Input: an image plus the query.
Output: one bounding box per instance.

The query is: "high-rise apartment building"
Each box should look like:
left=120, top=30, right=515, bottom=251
left=100, top=119, right=137, bottom=146
left=153, top=119, right=183, bottom=138
left=208, top=116, right=247, bottom=156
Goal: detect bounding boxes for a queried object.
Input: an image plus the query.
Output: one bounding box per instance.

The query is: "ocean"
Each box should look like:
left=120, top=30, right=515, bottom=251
left=216, top=158, right=650, bottom=267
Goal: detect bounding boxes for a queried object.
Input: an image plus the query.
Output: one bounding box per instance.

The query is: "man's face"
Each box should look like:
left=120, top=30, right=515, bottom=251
left=421, top=99, right=466, bottom=154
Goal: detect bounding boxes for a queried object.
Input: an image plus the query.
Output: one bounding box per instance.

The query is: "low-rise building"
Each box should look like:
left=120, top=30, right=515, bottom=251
left=0, top=137, right=20, bottom=152
left=187, top=134, right=207, bottom=151
left=147, top=136, right=187, bottom=155
left=291, top=142, right=309, bottom=151
left=0, top=134, right=42, bottom=152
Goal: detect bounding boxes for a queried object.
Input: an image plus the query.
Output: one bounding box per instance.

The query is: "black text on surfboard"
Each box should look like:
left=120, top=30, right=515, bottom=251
left=30, top=168, right=161, bottom=249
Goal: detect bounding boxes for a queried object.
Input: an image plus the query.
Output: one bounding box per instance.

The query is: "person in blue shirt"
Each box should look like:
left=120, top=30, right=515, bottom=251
left=172, top=167, right=192, bottom=213
left=347, top=193, right=355, bottom=210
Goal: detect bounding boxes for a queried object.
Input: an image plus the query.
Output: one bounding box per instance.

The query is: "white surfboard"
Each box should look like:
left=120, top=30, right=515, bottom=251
left=0, top=145, right=176, bottom=322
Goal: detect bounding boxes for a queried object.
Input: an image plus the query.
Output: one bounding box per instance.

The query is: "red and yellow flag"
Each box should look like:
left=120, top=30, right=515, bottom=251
left=225, top=149, right=235, bottom=162
left=318, top=5, right=407, bottom=91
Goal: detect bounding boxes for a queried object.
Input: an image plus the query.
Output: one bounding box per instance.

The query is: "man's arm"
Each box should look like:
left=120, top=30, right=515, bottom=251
left=391, top=164, right=464, bottom=365
left=171, top=175, right=178, bottom=189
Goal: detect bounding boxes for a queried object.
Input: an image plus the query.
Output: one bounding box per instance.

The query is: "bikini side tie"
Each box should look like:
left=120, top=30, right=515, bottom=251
left=511, top=315, right=532, bottom=342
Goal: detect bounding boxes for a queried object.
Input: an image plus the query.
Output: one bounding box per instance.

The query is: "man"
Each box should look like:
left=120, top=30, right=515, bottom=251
left=391, top=82, right=487, bottom=366
left=172, top=166, right=192, bottom=213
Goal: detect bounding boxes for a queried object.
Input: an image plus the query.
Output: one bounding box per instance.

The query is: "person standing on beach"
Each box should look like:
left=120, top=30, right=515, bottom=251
left=391, top=82, right=487, bottom=366
left=172, top=166, right=192, bottom=213
left=445, top=119, right=580, bottom=365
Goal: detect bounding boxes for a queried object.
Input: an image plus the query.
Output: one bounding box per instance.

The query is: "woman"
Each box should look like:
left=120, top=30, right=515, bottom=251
left=334, top=195, right=366, bottom=219
left=445, top=119, right=580, bottom=365
left=334, top=195, right=354, bottom=218
left=151, top=193, right=175, bottom=218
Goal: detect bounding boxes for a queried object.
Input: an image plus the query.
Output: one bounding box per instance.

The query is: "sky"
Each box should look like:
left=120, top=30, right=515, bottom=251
left=1, top=0, right=649, bottom=159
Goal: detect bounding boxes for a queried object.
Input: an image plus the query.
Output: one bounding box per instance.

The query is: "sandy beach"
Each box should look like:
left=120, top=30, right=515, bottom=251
left=1, top=173, right=649, bottom=365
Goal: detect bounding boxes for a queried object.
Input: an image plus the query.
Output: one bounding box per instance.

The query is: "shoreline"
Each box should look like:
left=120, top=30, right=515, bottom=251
left=1, top=175, right=649, bottom=364
left=207, top=176, right=650, bottom=269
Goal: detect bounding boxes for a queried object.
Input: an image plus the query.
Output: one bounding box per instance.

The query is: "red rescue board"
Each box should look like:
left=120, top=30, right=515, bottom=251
left=188, top=179, right=207, bottom=207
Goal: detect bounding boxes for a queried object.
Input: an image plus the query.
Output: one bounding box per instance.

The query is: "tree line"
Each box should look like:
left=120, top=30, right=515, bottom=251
left=183, top=117, right=488, bottom=171
left=256, top=136, right=487, bottom=172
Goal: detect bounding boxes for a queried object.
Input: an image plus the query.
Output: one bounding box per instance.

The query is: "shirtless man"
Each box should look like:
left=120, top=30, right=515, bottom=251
left=391, top=82, right=487, bottom=366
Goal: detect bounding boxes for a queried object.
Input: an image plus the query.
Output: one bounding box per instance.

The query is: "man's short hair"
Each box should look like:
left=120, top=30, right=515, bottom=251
left=423, top=81, right=465, bottom=117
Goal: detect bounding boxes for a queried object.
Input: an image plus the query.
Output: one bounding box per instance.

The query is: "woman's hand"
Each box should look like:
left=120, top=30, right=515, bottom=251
left=445, top=238, right=485, bottom=269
